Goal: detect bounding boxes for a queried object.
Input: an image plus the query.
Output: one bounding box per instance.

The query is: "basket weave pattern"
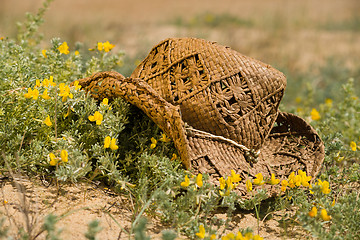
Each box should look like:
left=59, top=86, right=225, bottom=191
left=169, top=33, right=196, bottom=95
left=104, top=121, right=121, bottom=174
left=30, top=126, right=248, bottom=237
left=132, top=38, right=286, bottom=152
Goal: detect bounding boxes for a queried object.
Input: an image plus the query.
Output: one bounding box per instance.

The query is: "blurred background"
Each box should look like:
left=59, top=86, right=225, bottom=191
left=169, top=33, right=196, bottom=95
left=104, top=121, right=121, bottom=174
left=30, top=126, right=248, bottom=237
left=1, top=0, right=359, bottom=106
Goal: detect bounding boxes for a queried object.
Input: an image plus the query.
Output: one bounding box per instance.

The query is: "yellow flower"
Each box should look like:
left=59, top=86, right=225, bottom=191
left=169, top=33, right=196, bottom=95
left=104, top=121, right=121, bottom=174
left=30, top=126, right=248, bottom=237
left=317, top=179, right=331, bottom=194
left=325, top=98, right=333, bottom=107
left=102, top=98, right=109, bottom=105
left=196, top=173, right=203, bottom=187
left=60, top=149, right=68, bottom=163
left=88, top=111, right=103, bottom=125
left=235, top=231, right=245, bottom=240
left=170, top=153, right=177, bottom=161
left=159, top=133, right=171, bottom=143
left=110, top=138, right=119, bottom=150
left=334, top=151, right=344, bottom=162
left=294, top=175, right=302, bottom=187
left=225, top=177, right=233, bottom=190
left=309, top=184, right=314, bottom=194
left=49, top=153, right=57, bottom=166
left=253, top=173, right=265, bottom=185
left=310, top=108, right=321, bottom=121
left=97, top=41, right=115, bottom=52
left=288, top=172, right=296, bottom=188
left=58, top=41, right=69, bottom=54
left=219, top=188, right=231, bottom=197
left=104, top=136, right=111, bottom=148
left=288, top=179, right=296, bottom=188
left=308, top=206, right=317, bottom=217
left=43, top=76, right=56, bottom=87
left=75, top=50, right=79, bottom=55
left=246, top=179, right=252, bottom=192
left=58, top=83, right=74, bottom=102
left=44, top=115, right=52, bottom=127
left=73, top=80, right=82, bottom=90
left=97, top=42, right=104, bottom=51
left=222, top=232, right=235, bottom=240
left=350, top=141, right=357, bottom=151
left=269, top=173, right=280, bottom=185
left=150, top=137, right=157, bottom=149
left=298, top=170, right=311, bottom=187
left=244, top=232, right=253, bottom=239
left=219, top=177, right=226, bottom=190
left=230, top=170, right=241, bottom=183
left=196, top=225, right=206, bottom=239
left=35, top=79, right=41, bottom=88
left=320, top=209, right=331, bottom=221
left=103, top=136, right=118, bottom=150
left=24, top=87, right=39, bottom=100
left=210, top=234, right=216, bottom=240
left=41, top=89, right=51, bottom=100
left=181, top=175, right=190, bottom=187
left=281, top=179, right=288, bottom=192
left=42, top=49, right=47, bottom=58
left=331, top=199, right=336, bottom=207
left=103, top=41, right=115, bottom=52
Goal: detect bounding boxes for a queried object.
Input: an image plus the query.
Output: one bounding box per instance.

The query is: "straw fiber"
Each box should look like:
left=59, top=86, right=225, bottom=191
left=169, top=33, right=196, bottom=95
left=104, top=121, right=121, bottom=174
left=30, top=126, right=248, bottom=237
left=74, top=38, right=324, bottom=196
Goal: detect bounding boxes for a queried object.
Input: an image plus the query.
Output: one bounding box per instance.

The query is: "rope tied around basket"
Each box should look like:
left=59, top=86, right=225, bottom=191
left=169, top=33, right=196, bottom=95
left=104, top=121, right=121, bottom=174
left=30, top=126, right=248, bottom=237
left=185, top=124, right=260, bottom=163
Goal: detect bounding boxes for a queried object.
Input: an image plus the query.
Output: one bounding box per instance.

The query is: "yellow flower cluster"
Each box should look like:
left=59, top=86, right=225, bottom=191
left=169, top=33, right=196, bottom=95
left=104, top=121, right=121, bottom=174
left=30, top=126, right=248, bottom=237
left=49, top=150, right=69, bottom=166
left=181, top=175, right=190, bottom=187
left=253, top=173, right=265, bottom=185
left=281, top=170, right=312, bottom=192
left=170, top=153, right=177, bottom=161
left=97, top=41, right=115, bottom=52
left=24, top=76, right=81, bottom=129
left=180, top=173, right=203, bottom=188
left=58, top=42, right=70, bottom=55
left=219, top=170, right=241, bottom=196
left=221, top=231, right=263, bottom=240
left=24, top=88, right=39, bottom=100
left=59, top=83, right=74, bottom=102
left=149, top=133, right=172, bottom=149
left=245, top=173, right=281, bottom=192
left=150, top=137, right=157, bottom=149
left=24, top=76, right=80, bottom=104
left=104, top=136, right=118, bottom=150
left=314, top=179, right=331, bottom=194
left=44, top=115, right=52, bottom=127
left=350, top=141, right=357, bottom=151
left=310, top=108, right=321, bottom=121
left=159, top=133, right=171, bottom=142
left=308, top=206, right=331, bottom=221
left=88, top=111, right=103, bottom=125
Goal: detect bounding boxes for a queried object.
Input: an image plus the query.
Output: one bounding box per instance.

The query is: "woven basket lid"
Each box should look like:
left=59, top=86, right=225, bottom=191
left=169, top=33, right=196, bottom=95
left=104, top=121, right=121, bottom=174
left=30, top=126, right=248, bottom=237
left=75, top=38, right=324, bottom=197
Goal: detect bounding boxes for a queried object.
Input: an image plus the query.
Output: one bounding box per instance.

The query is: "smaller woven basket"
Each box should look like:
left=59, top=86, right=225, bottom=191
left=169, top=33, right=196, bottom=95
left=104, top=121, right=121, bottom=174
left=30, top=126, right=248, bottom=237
left=74, top=38, right=324, bottom=197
